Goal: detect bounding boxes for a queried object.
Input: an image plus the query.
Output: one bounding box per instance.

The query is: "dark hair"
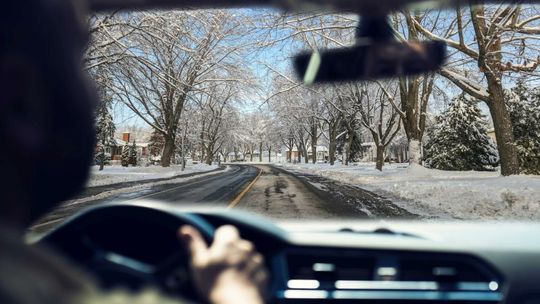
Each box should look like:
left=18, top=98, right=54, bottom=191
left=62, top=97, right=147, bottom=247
left=0, top=0, right=96, bottom=224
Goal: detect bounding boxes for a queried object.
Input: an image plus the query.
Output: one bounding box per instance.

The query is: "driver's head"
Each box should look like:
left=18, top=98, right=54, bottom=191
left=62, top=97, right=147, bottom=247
left=0, top=0, right=96, bottom=227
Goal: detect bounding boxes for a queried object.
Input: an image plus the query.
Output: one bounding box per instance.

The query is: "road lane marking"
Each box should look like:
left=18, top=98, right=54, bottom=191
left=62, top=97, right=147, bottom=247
left=228, top=167, right=263, bottom=209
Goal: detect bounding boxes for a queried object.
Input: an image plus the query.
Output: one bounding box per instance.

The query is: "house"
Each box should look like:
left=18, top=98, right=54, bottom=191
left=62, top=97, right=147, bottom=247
left=307, top=145, right=329, bottom=163
left=285, top=145, right=300, bottom=162
left=226, top=151, right=245, bottom=162
left=360, top=140, right=409, bottom=163
left=360, top=142, right=376, bottom=162
left=249, top=150, right=261, bottom=161
left=111, top=132, right=149, bottom=161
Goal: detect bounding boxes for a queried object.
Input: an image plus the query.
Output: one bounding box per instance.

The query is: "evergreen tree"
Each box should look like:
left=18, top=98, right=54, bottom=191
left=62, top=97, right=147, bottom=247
left=130, top=140, right=138, bottom=166
left=93, top=67, right=116, bottom=170
left=94, top=103, right=116, bottom=170
left=121, top=143, right=130, bottom=167
left=424, top=93, right=499, bottom=171
left=148, top=129, right=165, bottom=157
left=506, top=80, right=540, bottom=174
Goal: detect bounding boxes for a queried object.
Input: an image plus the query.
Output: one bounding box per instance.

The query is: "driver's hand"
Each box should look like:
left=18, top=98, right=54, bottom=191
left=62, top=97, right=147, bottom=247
left=179, top=225, right=268, bottom=304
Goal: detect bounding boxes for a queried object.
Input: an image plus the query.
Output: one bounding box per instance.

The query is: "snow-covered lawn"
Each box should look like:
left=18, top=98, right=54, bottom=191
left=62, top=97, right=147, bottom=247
left=87, top=163, right=219, bottom=187
left=279, top=162, right=540, bottom=220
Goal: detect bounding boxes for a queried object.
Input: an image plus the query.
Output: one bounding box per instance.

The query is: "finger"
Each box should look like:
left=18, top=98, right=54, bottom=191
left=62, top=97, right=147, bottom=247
left=213, top=225, right=240, bottom=246
left=251, top=253, right=264, bottom=265
left=237, top=240, right=255, bottom=253
left=178, top=225, right=208, bottom=260
left=244, top=253, right=265, bottom=273
left=254, top=267, right=269, bottom=285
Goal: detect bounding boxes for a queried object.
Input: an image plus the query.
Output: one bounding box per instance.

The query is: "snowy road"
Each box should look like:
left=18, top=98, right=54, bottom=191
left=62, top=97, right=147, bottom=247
left=236, top=165, right=416, bottom=220
left=31, top=164, right=417, bottom=234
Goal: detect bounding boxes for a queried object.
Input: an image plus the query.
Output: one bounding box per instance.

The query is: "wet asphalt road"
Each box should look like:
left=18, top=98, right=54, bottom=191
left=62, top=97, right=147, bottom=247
left=98, top=165, right=259, bottom=204
left=31, top=165, right=258, bottom=233
left=31, top=164, right=416, bottom=234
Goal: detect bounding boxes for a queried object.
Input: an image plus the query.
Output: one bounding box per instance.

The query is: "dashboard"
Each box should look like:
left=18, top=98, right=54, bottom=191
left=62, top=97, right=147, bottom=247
left=34, top=201, right=540, bottom=304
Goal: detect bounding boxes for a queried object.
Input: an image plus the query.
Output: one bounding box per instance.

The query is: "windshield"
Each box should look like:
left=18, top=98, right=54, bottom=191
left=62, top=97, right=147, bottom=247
left=32, top=3, right=540, bottom=233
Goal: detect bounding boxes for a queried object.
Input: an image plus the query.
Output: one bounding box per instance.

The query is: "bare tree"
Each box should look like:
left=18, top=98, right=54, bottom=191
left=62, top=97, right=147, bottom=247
left=110, top=11, right=250, bottom=166
left=411, top=5, right=540, bottom=175
left=85, top=13, right=138, bottom=71
left=350, top=83, right=402, bottom=170
left=193, top=85, right=236, bottom=165
left=386, top=12, right=438, bottom=165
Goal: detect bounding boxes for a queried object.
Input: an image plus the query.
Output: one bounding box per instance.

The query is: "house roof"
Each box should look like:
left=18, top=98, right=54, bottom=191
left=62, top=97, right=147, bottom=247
left=115, top=138, right=149, bottom=147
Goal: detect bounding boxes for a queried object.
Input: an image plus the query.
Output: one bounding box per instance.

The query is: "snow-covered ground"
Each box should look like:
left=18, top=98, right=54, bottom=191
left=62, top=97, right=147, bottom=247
left=87, top=163, right=219, bottom=187
left=279, top=162, right=540, bottom=220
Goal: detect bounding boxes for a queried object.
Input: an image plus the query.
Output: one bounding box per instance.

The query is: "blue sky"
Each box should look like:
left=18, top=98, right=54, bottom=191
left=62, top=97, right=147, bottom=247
left=110, top=6, right=538, bottom=131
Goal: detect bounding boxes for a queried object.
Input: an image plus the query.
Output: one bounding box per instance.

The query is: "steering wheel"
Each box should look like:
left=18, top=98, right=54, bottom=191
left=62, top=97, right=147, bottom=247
left=37, top=201, right=215, bottom=301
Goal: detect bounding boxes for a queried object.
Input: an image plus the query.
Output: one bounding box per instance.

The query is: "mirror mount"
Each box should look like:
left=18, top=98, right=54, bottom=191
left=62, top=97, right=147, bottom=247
left=355, top=15, right=395, bottom=42
left=294, top=14, right=447, bottom=84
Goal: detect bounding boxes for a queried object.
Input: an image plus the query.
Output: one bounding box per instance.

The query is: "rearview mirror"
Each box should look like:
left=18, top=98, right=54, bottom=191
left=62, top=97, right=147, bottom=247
left=294, top=40, right=446, bottom=84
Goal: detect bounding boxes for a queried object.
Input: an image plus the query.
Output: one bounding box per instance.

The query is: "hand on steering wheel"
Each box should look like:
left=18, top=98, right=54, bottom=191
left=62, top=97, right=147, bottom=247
left=179, top=225, right=268, bottom=304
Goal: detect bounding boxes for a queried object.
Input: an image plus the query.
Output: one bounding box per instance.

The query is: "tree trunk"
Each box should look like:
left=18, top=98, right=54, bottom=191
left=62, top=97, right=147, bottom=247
left=408, top=138, right=422, bottom=165
left=329, top=139, right=336, bottom=165
left=311, top=142, right=317, bottom=164
left=99, top=145, right=105, bottom=171
left=161, top=136, right=175, bottom=167
left=375, top=145, right=385, bottom=171
left=303, top=143, right=309, bottom=164
left=343, top=139, right=349, bottom=166
left=259, top=142, right=263, bottom=162
left=486, top=77, right=519, bottom=175
left=268, top=147, right=271, bottom=162
left=329, top=127, right=337, bottom=165
left=345, top=133, right=354, bottom=165
left=398, top=20, right=433, bottom=166
left=310, top=124, right=318, bottom=164
left=250, top=146, right=254, bottom=162
left=287, top=138, right=294, bottom=163
left=205, top=145, right=213, bottom=165
left=180, top=136, right=186, bottom=171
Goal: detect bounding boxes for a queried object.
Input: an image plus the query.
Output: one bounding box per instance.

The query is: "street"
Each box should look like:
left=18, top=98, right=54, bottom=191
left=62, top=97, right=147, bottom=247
left=31, top=164, right=416, bottom=234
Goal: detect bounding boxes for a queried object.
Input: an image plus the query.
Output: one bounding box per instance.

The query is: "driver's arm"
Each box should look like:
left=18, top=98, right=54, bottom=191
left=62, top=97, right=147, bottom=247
left=179, top=225, right=268, bottom=304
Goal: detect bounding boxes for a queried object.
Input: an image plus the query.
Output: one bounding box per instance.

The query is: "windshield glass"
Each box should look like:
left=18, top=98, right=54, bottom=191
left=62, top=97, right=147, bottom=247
left=32, top=4, right=540, bottom=233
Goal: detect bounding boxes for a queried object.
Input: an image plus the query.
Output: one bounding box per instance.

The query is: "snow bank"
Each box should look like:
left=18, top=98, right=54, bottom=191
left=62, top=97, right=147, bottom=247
left=87, top=163, right=219, bottom=187
left=280, top=162, right=540, bottom=220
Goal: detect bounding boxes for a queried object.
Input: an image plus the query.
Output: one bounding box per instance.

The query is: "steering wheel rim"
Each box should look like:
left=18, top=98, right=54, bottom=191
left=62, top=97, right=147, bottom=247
left=38, top=201, right=216, bottom=300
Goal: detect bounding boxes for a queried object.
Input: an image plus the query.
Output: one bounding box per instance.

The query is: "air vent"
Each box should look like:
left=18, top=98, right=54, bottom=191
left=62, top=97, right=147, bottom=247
left=278, top=249, right=503, bottom=303
left=286, top=252, right=375, bottom=284
left=400, top=258, right=493, bottom=282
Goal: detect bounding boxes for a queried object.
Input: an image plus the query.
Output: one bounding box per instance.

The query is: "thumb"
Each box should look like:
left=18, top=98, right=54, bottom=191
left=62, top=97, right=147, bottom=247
left=179, top=225, right=208, bottom=261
